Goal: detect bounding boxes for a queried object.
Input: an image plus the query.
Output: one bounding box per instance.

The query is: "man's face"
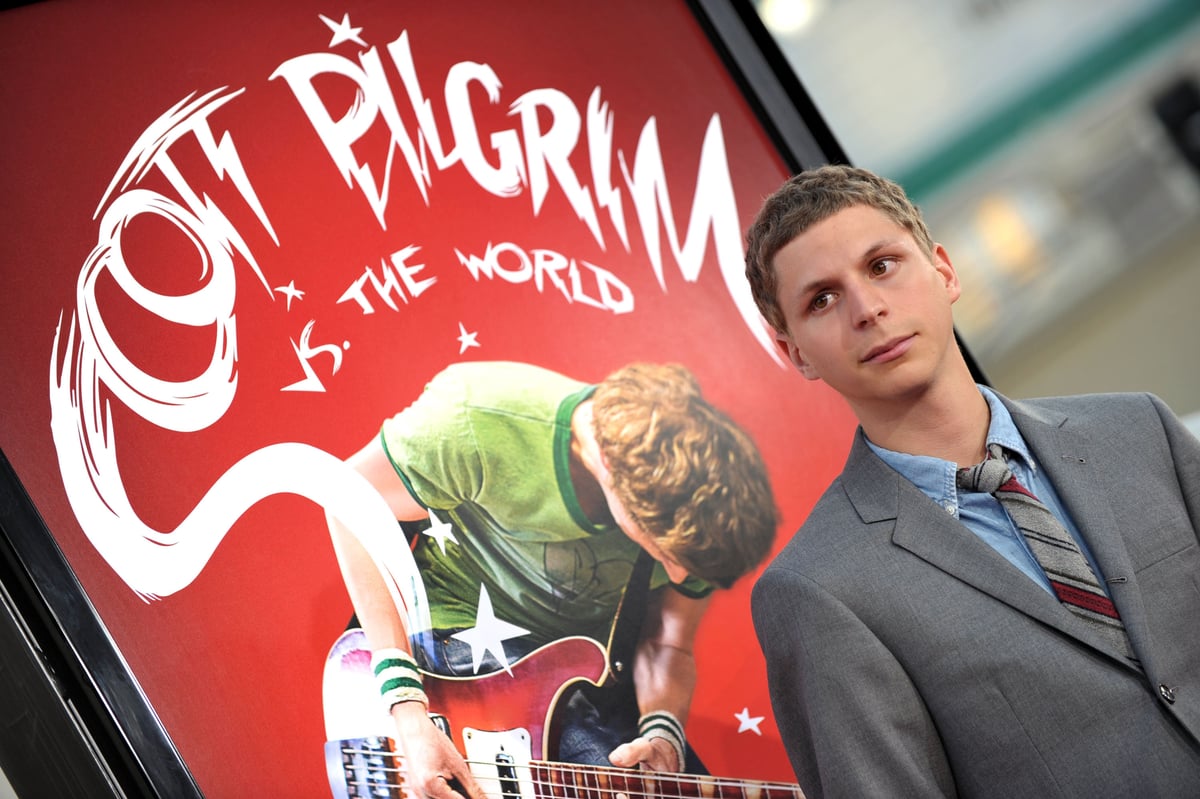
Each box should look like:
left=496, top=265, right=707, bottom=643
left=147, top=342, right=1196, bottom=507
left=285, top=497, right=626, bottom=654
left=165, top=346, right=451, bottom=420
left=771, top=204, right=961, bottom=409
left=599, top=480, right=690, bottom=584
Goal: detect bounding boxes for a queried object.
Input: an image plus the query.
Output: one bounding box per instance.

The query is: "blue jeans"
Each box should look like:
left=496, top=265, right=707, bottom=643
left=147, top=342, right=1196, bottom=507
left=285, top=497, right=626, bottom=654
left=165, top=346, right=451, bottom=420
left=412, top=629, right=706, bottom=773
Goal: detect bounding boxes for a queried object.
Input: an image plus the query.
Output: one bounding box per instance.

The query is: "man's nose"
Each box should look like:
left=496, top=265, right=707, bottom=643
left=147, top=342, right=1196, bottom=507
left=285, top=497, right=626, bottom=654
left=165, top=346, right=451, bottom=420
left=849, top=284, right=887, bottom=327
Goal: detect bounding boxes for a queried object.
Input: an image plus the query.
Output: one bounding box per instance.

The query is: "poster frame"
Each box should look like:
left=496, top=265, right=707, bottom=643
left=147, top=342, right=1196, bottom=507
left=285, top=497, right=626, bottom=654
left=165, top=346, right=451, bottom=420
left=0, top=1, right=952, bottom=796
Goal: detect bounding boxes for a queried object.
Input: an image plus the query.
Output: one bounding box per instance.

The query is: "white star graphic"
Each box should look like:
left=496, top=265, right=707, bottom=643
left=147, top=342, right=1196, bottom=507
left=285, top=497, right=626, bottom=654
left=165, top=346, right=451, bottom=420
left=273, top=280, right=305, bottom=311
left=450, top=585, right=530, bottom=675
left=456, top=322, right=480, bottom=355
left=735, top=707, right=765, bottom=735
left=422, top=510, right=458, bottom=556
left=318, top=13, right=366, bottom=48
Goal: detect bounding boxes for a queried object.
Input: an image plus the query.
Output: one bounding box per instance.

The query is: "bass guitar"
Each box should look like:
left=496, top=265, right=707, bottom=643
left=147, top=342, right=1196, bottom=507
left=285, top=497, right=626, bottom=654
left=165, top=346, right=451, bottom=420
left=323, top=628, right=803, bottom=798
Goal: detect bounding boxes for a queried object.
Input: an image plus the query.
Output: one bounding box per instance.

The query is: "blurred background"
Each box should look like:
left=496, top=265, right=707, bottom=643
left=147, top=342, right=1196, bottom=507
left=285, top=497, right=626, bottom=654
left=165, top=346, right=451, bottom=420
left=753, top=0, right=1200, bottom=434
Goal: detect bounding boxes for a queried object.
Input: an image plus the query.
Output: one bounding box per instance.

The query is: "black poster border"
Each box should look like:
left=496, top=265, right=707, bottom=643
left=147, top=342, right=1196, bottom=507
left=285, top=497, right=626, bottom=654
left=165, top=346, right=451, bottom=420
left=0, top=450, right=204, bottom=798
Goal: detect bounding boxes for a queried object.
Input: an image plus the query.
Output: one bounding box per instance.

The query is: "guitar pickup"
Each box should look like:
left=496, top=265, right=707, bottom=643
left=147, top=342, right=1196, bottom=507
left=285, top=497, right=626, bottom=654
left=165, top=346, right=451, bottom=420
left=429, top=711, right=451, bottom=739
left=463, top=727, right=534, bottom=799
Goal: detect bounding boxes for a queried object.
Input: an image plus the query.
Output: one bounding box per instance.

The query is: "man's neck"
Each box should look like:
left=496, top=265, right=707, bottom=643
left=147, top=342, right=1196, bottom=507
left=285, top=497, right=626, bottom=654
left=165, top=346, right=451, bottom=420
left=855, top=366, right=991, bottom=467
left=568, top=400, right=614, bottom=525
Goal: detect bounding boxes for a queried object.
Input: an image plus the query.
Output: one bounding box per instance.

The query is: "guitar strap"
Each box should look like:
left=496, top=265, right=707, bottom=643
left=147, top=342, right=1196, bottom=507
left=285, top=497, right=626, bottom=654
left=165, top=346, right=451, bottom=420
left=604, top=549, right=655, bottom=683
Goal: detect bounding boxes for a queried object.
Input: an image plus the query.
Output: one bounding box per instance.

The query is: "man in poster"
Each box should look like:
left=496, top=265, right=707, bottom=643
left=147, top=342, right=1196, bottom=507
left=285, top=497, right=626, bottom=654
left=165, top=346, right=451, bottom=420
left=326, top=359, right=777, bottom=799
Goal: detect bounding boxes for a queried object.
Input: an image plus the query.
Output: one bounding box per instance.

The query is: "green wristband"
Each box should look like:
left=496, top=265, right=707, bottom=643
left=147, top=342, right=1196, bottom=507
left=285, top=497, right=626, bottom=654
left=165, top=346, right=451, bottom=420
left=371, top=647, right=428, bottom=709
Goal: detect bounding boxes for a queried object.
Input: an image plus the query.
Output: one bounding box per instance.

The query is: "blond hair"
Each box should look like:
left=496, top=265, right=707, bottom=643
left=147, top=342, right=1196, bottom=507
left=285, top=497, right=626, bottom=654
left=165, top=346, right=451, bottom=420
left=745, top=164, right=933, bottom=334
left=590, top=363, right=776, bottom=588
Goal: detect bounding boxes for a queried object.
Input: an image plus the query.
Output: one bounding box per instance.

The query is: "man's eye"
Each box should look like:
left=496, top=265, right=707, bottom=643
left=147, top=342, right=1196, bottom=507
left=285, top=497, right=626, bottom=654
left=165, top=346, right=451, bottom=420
left=811, top=292, right=833, bottom=311
left=870, top=257, right=896, bottom=276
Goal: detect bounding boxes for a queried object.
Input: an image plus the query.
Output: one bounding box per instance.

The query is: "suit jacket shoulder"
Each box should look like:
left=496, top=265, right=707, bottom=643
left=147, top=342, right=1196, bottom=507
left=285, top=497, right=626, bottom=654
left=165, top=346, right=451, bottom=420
left=751, top=390, right=1200, bottom=799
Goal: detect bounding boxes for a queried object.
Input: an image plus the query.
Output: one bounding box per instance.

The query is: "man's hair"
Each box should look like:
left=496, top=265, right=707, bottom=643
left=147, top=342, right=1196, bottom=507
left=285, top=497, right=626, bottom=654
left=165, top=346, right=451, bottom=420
left=590, top=363, right=777, bottom=589
left=745, top=164, right=934, bottom=334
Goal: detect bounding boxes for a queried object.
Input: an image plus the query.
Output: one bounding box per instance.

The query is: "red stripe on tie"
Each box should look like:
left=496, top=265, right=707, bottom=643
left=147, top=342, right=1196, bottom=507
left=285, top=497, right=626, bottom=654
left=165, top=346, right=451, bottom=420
left=1052, top=582, right=1120, bottom=619
left=999, top=476, right=1036, bottom=500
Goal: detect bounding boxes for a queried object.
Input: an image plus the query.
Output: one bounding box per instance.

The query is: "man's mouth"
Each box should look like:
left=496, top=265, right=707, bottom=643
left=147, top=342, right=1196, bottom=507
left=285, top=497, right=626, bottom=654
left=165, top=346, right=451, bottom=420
left=862, top=335, right=914, bottom=364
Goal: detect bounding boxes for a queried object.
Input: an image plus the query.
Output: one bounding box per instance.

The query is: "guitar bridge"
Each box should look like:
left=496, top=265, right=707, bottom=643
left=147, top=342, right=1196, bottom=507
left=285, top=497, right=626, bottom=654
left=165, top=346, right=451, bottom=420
left=325, top=736, right=405, bottom=799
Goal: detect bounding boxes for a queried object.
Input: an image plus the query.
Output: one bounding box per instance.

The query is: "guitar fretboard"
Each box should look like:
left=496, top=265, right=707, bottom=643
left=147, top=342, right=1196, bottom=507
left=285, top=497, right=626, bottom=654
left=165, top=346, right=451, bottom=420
left=531, top=760, right=804, bottom=799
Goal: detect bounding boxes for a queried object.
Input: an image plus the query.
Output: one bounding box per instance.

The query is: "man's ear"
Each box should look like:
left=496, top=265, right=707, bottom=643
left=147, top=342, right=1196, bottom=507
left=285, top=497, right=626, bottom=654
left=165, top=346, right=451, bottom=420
left=775, top=331, right=821, bottom=381
left=932, top=243, right=962, bottom=303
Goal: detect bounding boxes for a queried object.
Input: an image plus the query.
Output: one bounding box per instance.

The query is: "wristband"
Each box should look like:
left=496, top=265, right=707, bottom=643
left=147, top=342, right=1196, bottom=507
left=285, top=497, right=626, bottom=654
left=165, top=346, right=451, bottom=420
left=371, top=648, right=428, bottom=710
left=638, top=710, right=686, bottom=772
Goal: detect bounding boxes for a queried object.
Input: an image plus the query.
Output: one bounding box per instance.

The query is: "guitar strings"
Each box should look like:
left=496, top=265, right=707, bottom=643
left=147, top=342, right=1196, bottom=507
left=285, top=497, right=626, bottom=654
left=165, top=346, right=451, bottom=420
left=339, top=775, right=801, bottom=799
left=336, top=747, right=803, bottom=797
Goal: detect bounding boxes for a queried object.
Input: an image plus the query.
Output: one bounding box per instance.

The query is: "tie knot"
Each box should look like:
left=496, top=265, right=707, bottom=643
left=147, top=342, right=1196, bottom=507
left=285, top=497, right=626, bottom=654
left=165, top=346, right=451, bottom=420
left=956, top=444, right=1013, bottom=495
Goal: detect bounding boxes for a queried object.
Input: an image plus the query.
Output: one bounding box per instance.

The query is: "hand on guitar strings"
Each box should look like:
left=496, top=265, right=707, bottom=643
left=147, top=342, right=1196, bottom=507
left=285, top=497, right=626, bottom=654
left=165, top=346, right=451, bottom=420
left=608, top=734, right=682, bottom=774
left=394, top=702, right=489, bottom=799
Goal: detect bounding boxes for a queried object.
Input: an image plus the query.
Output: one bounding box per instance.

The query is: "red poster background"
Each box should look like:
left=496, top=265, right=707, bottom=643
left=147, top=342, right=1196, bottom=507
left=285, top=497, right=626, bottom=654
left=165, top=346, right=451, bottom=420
left=0, top=2, right=857, bottom=795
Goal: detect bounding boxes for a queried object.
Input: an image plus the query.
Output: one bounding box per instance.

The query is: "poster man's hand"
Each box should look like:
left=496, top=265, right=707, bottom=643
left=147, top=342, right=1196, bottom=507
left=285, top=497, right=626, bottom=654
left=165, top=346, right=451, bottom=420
left=608, top=735, right=681, bottom=773
left=393, top=702, right=488, bottom=799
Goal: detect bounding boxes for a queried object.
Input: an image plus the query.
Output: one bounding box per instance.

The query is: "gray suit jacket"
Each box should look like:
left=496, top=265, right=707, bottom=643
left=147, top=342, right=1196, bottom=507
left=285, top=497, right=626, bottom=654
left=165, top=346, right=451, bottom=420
left=752, top=392, right=1200, bottom=798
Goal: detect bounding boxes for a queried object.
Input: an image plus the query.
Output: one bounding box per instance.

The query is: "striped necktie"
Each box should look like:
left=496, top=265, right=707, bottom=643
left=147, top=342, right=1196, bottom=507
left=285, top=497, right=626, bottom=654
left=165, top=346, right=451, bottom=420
left=956, top=443, right=1135, bottom=662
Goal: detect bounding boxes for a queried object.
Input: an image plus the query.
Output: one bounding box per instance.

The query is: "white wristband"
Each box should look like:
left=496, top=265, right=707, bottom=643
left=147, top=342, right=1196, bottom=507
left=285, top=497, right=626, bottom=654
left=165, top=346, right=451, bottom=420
left=638, top=710, right=686, bottom=772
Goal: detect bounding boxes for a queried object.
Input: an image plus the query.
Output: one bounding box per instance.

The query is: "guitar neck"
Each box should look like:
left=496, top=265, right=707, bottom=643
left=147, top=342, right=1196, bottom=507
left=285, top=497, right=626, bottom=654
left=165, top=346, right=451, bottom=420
left=528, top=759, right=804, bottom=799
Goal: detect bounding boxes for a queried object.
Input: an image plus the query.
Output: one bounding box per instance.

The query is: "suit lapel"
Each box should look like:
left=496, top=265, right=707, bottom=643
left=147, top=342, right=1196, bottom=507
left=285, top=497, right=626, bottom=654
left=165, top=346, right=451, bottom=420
left=843, top=423, right=1145, bottom=672
left=1004, top=399, right=1153, bottom=672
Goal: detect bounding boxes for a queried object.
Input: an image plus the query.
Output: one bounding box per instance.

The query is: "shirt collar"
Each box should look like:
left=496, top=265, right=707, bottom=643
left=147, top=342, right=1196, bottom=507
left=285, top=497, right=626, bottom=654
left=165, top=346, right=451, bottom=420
left=865, top=385, right=1036, bottom=513
left=979, top=386, right=1036, bottom=473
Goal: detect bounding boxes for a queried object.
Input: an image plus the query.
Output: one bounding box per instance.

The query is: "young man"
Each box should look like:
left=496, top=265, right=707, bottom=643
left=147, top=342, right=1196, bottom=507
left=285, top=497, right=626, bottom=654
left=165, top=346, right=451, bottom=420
left=327, top=360, right=776, bottom=799
left=745, top=165, right=1200, bottom=798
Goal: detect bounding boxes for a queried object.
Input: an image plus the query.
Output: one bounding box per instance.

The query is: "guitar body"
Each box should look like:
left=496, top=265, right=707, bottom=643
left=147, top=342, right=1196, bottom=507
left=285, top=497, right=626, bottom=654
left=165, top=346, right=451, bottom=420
left=323, top=628, right=609, bottom=797
left=322, top=628, right=804, bottom=799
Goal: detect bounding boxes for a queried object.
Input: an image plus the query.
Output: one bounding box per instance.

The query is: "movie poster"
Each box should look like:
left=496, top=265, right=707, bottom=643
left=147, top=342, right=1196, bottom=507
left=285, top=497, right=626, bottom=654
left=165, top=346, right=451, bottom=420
left=0, top=2, right=857, bottom=795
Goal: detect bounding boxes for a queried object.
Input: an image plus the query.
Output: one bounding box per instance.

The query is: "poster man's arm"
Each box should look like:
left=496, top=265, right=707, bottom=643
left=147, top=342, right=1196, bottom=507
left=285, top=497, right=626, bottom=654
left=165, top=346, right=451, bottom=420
left=328, top=438, right=424, bottom=650
left=610, top=588, right=710, bottom=772
left=327, top=438, right=487, bottom=799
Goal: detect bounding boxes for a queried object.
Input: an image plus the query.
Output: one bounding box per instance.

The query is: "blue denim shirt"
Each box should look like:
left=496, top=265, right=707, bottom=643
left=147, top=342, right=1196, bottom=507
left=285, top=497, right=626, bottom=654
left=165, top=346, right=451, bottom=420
left=866, top=386, right=1107, bottom=595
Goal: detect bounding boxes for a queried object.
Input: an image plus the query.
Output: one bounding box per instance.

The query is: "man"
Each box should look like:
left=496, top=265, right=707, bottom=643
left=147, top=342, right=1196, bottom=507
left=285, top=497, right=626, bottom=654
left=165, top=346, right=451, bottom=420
left=745, top=165, right=1200, bottom=798
left=327, top=360, right=776, bottom=799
